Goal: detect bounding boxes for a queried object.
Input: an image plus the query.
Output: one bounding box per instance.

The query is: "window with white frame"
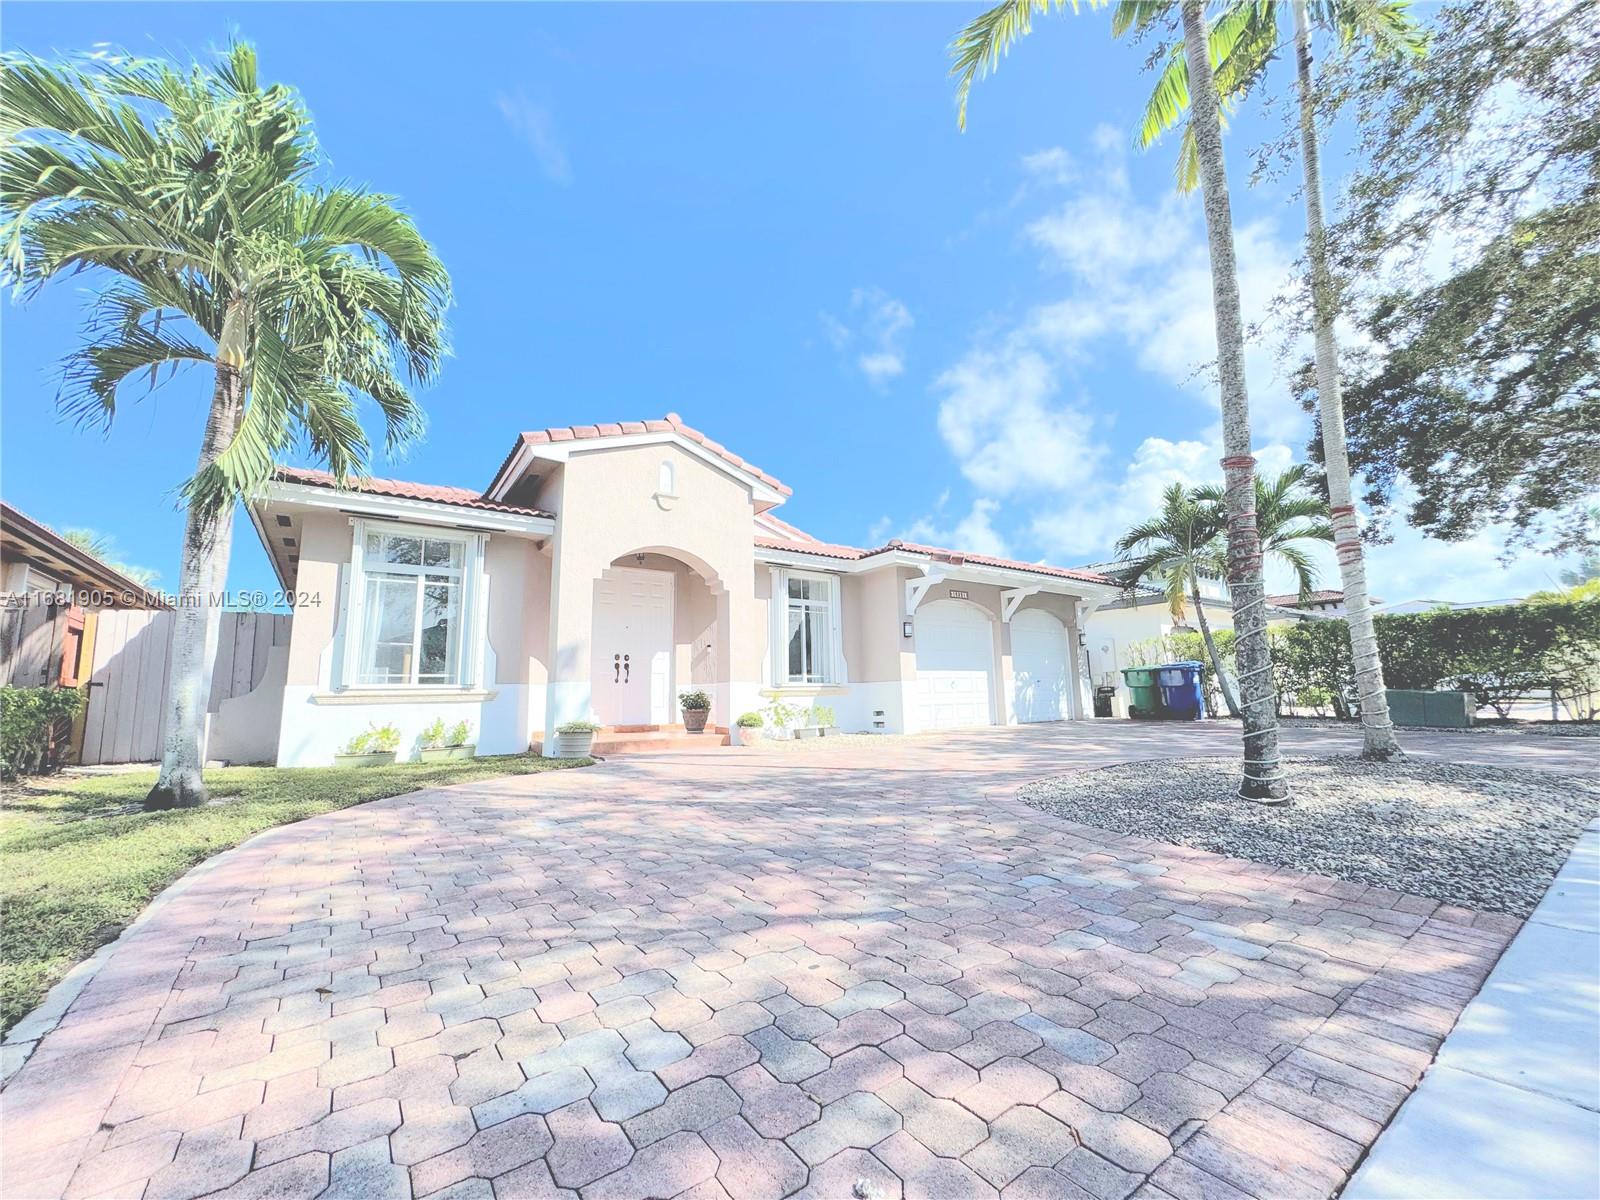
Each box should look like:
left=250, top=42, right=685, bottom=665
left=785, top=573, right=834, bottom=684
left=349, top=526, right=479, bottom=687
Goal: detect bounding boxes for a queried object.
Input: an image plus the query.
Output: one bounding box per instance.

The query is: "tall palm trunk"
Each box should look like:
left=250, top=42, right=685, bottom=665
left=1189, top=580, right=1240, bottom=717
left=1180, top=0, right=1287, bottom=803
left=1292, top=1, right=1400, bottom=761
left=144, top=361, right=244, bottom=810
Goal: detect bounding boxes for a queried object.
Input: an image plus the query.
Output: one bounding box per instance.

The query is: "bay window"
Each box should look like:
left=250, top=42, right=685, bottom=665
left=344, top=522, right=485, bottom=689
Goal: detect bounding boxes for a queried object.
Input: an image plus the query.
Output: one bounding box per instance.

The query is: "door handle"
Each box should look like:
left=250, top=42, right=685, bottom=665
left=613, top=654, right=620, bottom=683
left=623, top=654, right=630, bottom=684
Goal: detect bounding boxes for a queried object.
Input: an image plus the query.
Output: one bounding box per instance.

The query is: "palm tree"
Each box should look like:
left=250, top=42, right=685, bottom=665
left=1115, top=482, right=1241, bottom=717
left=2, top=43, right=451, bottom=809
left=1128, top=1, right=1424, bottom=760
left=63, top=528, right=159, bottom=587
left=1196, top=463, right=1334, bottom=602
left=952, top=0, right=1289, bottom=801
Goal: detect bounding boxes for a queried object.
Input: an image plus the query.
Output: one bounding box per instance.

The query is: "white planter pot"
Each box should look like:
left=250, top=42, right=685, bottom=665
left=794, top=726, right=821, bottom=740
left=735, top=726, right=762, bottom=747
left=554, top=732, right=596, bottom=759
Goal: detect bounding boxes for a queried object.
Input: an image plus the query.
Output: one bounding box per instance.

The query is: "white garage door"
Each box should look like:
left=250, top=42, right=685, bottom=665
left=1012, top=608, right=1068, bottom=723
left=915, top=600, right=995, bottom=730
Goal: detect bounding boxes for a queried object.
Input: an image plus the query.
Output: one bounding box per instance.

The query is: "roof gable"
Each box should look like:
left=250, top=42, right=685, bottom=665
left=486, top=413, right=790, bottom=500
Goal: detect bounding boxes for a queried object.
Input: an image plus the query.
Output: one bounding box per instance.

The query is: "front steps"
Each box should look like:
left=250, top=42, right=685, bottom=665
left=532, top=723, right=731, bottom=757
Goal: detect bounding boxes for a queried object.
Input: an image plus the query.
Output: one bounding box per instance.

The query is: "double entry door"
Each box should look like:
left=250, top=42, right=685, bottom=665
left=591, top=567, right=673, bottom=726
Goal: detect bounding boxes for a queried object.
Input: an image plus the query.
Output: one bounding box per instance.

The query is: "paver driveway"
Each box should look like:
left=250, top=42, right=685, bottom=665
left=4, top=723, right=1566, bottom=1200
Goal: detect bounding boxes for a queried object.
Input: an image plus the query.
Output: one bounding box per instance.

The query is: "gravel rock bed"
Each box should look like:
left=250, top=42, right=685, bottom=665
left=1278, top=715, right=1600, bottom=737
left=1019, top=755, right=1600, bottom=916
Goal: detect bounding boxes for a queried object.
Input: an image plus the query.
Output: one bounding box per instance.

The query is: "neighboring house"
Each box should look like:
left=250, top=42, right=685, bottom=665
left=1, top=501, right=167, bottom=610
left=1083, top=574, right=1314, bottom=713
left=248, top=414, right=1126, bottom=766
left=1370, top=597, right=1519, bottom=615
left=1, top=500, right=168, bottom=691
left=1264, top=589, right=1383, bottom=617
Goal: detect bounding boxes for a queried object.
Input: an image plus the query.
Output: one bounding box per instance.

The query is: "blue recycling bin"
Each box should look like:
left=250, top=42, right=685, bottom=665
left=1156, top=661, right=1205, bottom=720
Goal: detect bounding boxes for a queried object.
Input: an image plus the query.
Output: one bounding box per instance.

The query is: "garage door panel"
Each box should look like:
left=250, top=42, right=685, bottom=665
left=914, top=600, right=995, bottom=729
left=1012, top=608, right=1068, bottom=723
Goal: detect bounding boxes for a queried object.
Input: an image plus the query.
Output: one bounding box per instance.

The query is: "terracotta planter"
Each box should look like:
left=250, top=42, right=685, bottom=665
left=735, top=726, right=762, bottom=747
left=419, top=744, right=475, bottom=763
left=682, top=708, right=709, bottom=734
left=554, top=731, right=595, bottom=759
left=333, top=751, right=396, bottom=768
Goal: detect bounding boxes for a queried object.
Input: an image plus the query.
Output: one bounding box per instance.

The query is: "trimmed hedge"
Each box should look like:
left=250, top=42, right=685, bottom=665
left=1124, top=600, right=1600, bottom=720
left=1, top=686, right=84, bottom=778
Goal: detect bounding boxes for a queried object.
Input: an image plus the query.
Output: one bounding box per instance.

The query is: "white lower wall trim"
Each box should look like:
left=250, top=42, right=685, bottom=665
left=277, top=683, right=532, bottom=767
left=829, top=681, right=906, bottom=734
left=543, top=681, right=593, bottom=745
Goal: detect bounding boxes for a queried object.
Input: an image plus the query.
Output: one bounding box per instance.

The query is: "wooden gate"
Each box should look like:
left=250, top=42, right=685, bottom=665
left=79, top=610, right=290, bottom=765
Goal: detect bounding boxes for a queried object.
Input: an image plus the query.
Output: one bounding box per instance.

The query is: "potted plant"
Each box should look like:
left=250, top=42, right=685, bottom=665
left=334, top=723, right=400, bottom=768
left=811, top=704, right=838, bottom=737
left=679, top=690, right=711, bottom=734
left=734, top=711, right=764, bottom=747
left=554, top=719, right=600, bottom=759
left=419, top=718, right=476, bottom=763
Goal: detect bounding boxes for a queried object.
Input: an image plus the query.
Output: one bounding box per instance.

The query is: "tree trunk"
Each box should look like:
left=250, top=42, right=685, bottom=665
left=1190, top=580, right=1240, bottom=717
left=1180, top=0, right=1287, bottom=803
left=144, top=361, right=245, bottom=810
left=1292, top=1, right=1401, bottom=761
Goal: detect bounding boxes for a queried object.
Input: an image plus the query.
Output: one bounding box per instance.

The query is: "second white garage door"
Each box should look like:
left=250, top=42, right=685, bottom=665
left=1012, top=608, right=1069, bottom=722
left=914, top=600, right=995, bottom=729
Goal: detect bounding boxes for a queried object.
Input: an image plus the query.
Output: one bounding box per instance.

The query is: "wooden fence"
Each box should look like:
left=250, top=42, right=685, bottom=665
left=78, top=610, right=290, bottom=765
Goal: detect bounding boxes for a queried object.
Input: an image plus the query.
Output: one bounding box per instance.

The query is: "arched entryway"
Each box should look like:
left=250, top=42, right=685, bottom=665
left=591, top=550, right=724, bottom=728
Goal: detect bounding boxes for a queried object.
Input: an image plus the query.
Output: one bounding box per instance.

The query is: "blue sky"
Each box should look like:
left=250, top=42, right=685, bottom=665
left=1, top=3, right=1573, bottom=604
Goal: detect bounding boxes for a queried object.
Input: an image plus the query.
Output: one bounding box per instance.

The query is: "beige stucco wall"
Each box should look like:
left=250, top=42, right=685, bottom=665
left=542, top=442, right=763, bottom=737
left=274, top=508, right=549, bottom=765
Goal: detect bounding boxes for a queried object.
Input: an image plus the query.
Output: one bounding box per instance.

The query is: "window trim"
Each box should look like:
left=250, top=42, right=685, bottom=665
left=341, top=518, right=488, bottom=691
left=771, top=567, right=846, bottom=687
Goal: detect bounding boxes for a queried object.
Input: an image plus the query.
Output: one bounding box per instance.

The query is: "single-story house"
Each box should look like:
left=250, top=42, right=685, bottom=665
left=249, top=414, right=1127, bottom=766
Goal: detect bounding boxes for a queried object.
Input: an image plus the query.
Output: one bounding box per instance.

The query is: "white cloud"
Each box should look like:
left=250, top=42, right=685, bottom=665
left=934, top=345, right=1103, bottom=496
left=894, top=134, right=1572, bottom=604
left=1021, top=146, right=1075, bottom=186
left=497, top=91, right=572, bottom=185
left=899, top=497, right=1012, bottom=558
left=821, top=288, right=913, bottom=386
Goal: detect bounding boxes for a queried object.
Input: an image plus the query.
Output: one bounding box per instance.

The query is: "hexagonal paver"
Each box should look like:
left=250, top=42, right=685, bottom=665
left=0, top=726, right=1526, bottom=1200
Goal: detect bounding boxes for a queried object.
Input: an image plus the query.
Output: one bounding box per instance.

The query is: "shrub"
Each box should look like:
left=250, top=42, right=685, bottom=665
left=762, top=699, right=803, bottom=735
left=557, top=719, right=601, bottom=734
left=447, top=720, right=472, bottom=747
left=419, top=718, right=447, bottom=749
left=810, top=704, right=836, bottom=727
left=735, top=711, right=764, bottom=728
left=344, top=723, right=400, bottom=754
left=678, top=690, right=711, bottom=712
left=0, top=686, right=84, bottom=779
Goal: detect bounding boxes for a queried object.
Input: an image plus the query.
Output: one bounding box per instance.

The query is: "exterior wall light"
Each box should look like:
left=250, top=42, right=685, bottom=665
left=902, top=620, right=914, bottom=639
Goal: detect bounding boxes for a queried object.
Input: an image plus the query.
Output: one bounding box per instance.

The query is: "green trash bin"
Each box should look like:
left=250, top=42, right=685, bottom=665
left=1121, top=666, right=1164, bottom=719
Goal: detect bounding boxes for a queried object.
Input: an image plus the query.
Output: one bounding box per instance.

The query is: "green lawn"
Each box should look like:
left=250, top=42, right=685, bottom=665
left=0, top=754, right=588, bottom=1035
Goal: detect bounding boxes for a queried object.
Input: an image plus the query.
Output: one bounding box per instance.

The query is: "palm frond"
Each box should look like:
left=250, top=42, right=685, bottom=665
left=950, top=0, right=1102, bottom=130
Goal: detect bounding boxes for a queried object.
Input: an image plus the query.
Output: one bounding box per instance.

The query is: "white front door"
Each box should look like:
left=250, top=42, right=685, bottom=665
left=592, top=567, right=673, bottom=726
left=914, top=599, right=996, bottom=730
left=1012, top=608, right=1068, bottom=723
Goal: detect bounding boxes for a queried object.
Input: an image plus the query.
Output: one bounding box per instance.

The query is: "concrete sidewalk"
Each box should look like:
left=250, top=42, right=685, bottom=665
left=1343, top=817, right=1600, bottom=1200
